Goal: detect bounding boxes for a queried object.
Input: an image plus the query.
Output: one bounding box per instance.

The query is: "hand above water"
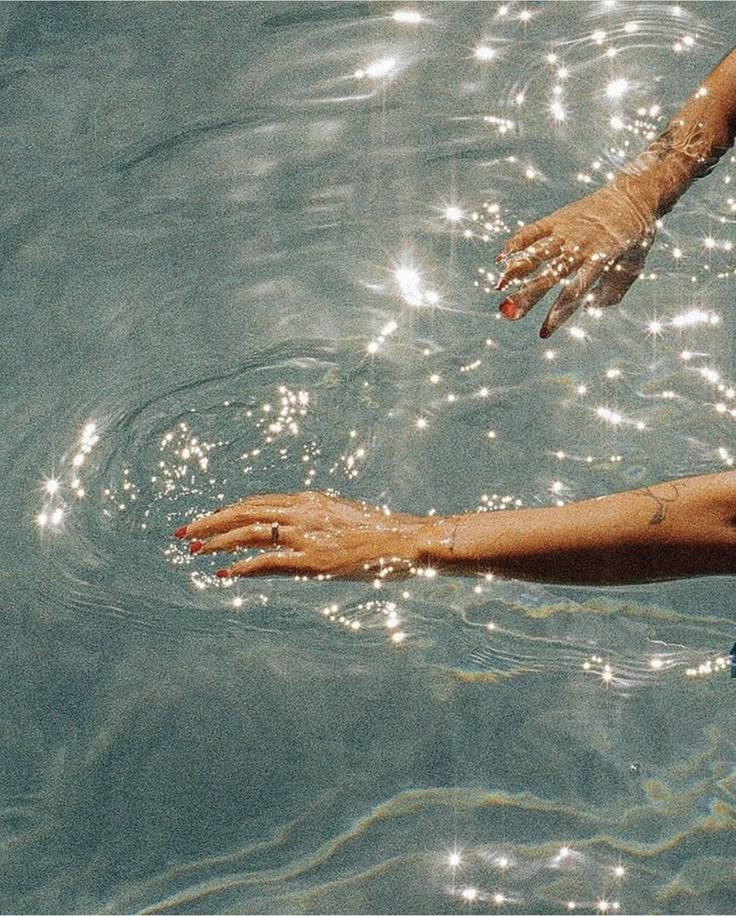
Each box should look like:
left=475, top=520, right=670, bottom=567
left=175, top=491, right=442, bottom=579
left=496, top=179, right=658, bottom=337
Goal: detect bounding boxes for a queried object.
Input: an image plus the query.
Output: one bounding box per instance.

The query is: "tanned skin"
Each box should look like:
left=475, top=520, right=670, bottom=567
left=175, top=473, right=736, bottom=587
left=175, top=51, right=736, bottom=587
left=496, top=47, right=736, bottom=337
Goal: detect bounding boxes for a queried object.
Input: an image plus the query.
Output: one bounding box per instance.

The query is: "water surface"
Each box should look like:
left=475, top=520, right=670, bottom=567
left=3, top=2, right=736, bottom=913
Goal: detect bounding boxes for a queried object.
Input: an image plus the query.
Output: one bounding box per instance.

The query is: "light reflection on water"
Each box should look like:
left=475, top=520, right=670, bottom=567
left=4, top=1, right=736, bottom=913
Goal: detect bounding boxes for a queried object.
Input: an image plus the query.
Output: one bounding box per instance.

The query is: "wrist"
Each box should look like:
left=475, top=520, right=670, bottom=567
left=619, top=117, right=730, bottom=217
left=413, top=513, right=484, bottom=571
left=403, top=515, right=452, bottom=567
left=613, top=160, right=685, bottom=220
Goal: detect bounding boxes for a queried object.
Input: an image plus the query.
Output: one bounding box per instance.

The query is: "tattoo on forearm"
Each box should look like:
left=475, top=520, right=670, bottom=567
left=634, top=483, right=682, bottom=525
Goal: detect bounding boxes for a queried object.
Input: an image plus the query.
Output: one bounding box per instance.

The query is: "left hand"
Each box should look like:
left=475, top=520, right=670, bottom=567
left=175, top=491, right=435, bottom=579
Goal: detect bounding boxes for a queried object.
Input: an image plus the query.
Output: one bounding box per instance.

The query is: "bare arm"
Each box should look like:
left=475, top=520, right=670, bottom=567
left=176, top=472, right=736, bottom=586
left=622, top=46, right=736, bottom=215
left=496, top=48, right=736, bottom=337
left=424, top=472, right=736, bottom=586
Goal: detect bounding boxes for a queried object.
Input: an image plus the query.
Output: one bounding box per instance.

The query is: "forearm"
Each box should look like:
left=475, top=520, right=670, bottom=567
left=421, top=473, right=736, bottom=586
left=617, top=48, right=736, bottom=216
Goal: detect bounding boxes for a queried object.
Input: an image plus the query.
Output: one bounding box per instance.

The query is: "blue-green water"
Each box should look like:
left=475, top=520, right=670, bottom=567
left=3, top=2, right=736, bottom=913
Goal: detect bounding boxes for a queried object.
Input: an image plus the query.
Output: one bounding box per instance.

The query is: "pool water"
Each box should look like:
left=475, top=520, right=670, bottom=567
left=4, top=2, right=736, bottom=913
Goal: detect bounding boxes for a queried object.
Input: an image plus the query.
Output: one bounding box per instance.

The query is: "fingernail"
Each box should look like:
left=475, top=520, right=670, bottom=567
left=189, top=540, right=204, bottom=555
left=539, top=324, right=552, bottom=339
left=499, top=299, right=519, bottom=320
left=216, top=569, right=230, bottom=579
left=174, top=526, right=188, bottom=539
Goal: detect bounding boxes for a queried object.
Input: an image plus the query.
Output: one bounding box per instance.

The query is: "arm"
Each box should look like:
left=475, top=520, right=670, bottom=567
left=425, top=472, right=736, bottom=586
left=176, top=472, right=736, bottom=586
left=497, top=48, right=736, bottom=337
left=620, top=46, right=736, bottom=215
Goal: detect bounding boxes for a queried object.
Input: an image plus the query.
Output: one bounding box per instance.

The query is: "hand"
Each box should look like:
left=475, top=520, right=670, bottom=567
left=496, top=179, right=657, bottom=337
left=175, top=491, right=439, bottom=579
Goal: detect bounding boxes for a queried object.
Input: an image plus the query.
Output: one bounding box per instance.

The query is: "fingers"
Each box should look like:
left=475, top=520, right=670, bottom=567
left=496, top=237, right=565, bottom=291
left=218, top=551, right=306, bottom=579
left=179, top=499, right=294, bottom=540
left=538, top=245, right=644, bottom=336
left=498, top=220, right=551, bottom=260
left=498, top=254, right=576, bottom=321
left=539, top=260, right=606, bottom=337
left=588, top=248, right=645, bottom=310
left=192, top=523, right=292, bottom=556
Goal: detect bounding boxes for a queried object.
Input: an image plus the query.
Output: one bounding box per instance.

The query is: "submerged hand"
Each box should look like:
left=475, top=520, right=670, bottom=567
left=175, top=491, right=440, bottom=579
left=496, top=180, right=657, bottom=337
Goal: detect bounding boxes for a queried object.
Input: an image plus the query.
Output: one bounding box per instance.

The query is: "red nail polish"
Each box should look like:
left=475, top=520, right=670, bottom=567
left=499, top=299, right=519, bottom=320
left=216, top=569, right=230, bottom=578
left=540, top=325, right=552, bottom=339
left=189, top=540, right=203, bottom=555
left=174, top=526, right=187, bottom=538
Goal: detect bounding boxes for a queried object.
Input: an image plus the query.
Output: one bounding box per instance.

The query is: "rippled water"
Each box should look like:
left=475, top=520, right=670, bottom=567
left=4, top=2, right=736, bottom=913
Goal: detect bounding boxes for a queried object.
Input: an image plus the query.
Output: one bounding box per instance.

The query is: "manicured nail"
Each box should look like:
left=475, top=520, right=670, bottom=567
left=539, top=324, right=552, bottom=339
left=174, top=526, right=187, bottom=538
left=499, top=299, right=519, bottom=319
left=216, top=569, right=230, bottom=578
left=189, top=540, right=204, bottom=555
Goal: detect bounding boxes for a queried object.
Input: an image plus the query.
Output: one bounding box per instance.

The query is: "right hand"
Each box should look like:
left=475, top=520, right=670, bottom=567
left=496, top=179, right=658, bottom=337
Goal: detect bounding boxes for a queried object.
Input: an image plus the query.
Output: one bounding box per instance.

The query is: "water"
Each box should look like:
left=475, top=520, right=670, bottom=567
left=4, top=2, right=736, bottom=912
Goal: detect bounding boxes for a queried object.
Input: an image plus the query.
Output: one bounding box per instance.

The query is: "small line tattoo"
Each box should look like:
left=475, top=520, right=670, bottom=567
left=653, top=126, right=675, bottom=161
left=634, top=483, right=682, bottom=525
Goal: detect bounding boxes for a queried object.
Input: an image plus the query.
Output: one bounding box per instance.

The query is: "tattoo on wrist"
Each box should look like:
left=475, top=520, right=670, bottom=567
left=652, top=126, right=675, bottom=161
left=624, top=120, right=722, bottom=192
left=654, top=120, right=721, bottom=175
left=634, top=483, right=682, bottom=525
